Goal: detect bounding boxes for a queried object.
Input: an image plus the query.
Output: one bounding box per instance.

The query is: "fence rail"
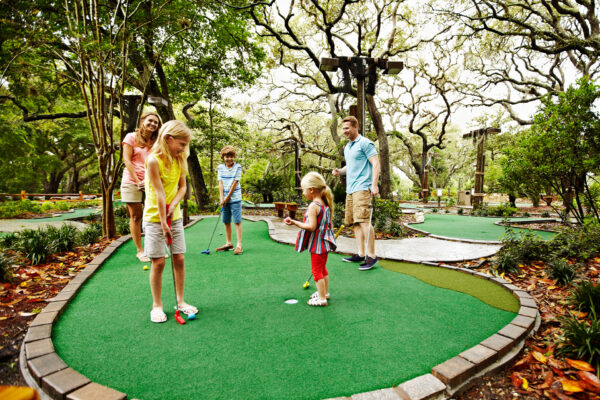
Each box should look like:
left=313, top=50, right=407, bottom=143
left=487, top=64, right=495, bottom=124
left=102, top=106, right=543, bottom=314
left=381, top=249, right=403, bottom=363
left=0, top=191, right=102, bottom=201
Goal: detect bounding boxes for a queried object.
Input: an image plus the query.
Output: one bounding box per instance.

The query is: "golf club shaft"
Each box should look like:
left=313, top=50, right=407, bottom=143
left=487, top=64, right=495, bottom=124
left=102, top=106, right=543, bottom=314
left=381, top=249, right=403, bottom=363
left=166, top=204, right=185, bottom=325
left=205, top=208, right=221, bottom=251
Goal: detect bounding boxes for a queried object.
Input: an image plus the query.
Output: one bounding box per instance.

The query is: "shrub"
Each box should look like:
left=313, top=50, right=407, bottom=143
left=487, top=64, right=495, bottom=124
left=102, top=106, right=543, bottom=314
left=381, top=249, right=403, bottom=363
left=187, top=201, right=199, bottom=215
left=114, top=204, right=128, bottom=218
left=387, top=221, right=406, bottom=237
left=501, top=229, right=549, bottom=262
left=18, top=228, right=52, bottom=264
left=522, top=212, right=530, bottom=217
left=432, top=208, right=438, bottom=213
left=494, top=251, right=521, bottom=274
left=549, top=221, right=600, bottom=260
left=488, top=204, right=518, bottom=217
left=557, top=311, right=600, bottom=372
left=457, top=208, right=464, bottom=215
left=546, top=258, right=578, bottom=285
left=471, top=204, right=490, bottom=217
left=332, top=202, right=345, bottom=228
left=570, top=281, right=600, bottom=316
left=80, top=223, right=102, bottom=245
left=0, top=251, right=13, bottom=282
left=541, top=211, right=551, bottom=218
left=115, top=217, right=130, bottom=235
left=47, top=224, right=79, bottom=253
left=0, top=232, right=19, bottom=250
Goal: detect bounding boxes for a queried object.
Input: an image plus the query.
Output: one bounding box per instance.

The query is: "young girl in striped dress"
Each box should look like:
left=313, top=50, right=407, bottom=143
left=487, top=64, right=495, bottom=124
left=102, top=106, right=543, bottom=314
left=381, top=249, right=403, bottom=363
left=285, top=172, right=337, bottom=306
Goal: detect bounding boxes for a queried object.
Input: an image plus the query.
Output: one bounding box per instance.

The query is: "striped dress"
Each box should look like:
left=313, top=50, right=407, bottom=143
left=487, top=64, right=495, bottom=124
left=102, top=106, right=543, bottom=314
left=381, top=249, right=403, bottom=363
left=295, top=202, right=337, bottom=255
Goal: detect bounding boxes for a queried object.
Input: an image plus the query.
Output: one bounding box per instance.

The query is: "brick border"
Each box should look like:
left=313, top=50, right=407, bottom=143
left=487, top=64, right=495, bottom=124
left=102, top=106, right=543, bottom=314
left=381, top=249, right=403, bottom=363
left=21, top=215, right=539, bottom=400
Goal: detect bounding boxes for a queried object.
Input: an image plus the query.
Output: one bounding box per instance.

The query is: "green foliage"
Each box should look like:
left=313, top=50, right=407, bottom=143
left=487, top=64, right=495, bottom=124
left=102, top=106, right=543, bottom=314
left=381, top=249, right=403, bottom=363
left=500, top=77, right=600, bottom=224
left=0, top=232, right=19, bottom=249
left=550, top=221, right=600, bottom=260
left=246, top=175, right=286, bottom=203
left=17, top=228, right=52, bottom=265
left=46, top=224, right=79, bottom=253
left=187, top=201, right=199, bottom=215
left=115, top=217, right=130, bottom=236
left=489, top=204, right=518, bottom=217
left=332, top=202, right=345, bottom=229
left=457, top=207, right=464, bottom=215
left=546, top=258, right=578, bottom=285
left=541, top=211, right=551, bottom=218
left=114, top=205, right=128, bottom=218
left=471, top=204, right=490, bottom=216
left=570, top=282, right=600, bottom=316
left=557, top=310, right=600, bottom=372
left=0, top=251, right=13, bottom=282
left=494, top=251, right=521, bottom=274
left=80, top=223, right=102, bottom=246
left=0, top=200, right=99, bottom=219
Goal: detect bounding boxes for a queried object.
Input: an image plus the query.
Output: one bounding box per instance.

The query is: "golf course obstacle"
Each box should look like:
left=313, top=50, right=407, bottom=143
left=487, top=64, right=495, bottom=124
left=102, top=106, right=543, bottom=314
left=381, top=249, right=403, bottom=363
left=20, top=216, right=539, bottom=400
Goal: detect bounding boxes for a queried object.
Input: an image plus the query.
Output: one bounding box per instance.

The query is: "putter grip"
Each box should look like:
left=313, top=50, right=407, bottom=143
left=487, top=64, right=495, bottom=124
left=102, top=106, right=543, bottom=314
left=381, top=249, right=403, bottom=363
left=166, top=204, right=172, bottom=245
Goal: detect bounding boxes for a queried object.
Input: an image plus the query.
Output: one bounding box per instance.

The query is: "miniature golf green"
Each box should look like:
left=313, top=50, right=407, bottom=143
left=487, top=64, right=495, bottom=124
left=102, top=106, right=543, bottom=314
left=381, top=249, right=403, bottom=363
left=409, top=213, right=555, bottom=241
left=53, top=218, right=518, bottom=400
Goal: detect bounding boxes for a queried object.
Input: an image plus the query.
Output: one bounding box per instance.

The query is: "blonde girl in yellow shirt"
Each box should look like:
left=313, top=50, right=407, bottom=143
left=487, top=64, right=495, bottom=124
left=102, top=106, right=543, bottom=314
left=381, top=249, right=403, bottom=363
left=143, top=120, right=197, bottom=323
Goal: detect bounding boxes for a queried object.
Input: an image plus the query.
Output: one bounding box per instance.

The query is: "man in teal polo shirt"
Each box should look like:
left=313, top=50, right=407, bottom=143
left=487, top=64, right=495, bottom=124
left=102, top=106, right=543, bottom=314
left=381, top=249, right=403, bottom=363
left=333, top=116, right=380, bottom=270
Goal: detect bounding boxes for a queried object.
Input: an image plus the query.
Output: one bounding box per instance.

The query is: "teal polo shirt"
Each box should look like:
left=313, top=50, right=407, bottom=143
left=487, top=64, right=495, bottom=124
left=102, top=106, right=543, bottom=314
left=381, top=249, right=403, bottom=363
left=344, top=135, right=378, bottom=194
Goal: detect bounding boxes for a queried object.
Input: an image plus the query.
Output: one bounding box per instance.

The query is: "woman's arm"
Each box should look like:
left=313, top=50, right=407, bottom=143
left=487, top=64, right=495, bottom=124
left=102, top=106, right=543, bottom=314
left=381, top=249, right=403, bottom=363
left=123, top=143, right=143, bottom=188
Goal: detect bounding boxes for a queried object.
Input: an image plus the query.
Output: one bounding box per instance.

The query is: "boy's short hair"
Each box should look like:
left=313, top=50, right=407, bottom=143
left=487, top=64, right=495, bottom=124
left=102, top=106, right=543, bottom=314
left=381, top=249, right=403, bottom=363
left=220, top=145, right=236, bottom=159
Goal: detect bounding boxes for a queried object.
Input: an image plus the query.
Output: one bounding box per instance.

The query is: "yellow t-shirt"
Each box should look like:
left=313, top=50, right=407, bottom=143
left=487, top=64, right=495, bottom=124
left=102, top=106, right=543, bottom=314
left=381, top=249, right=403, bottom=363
left=143, top=154, right=183, bottom=223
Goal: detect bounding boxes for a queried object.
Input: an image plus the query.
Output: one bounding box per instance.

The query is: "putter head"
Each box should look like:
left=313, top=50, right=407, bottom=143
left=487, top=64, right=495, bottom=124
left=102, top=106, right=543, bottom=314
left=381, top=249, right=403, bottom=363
left=174, top=310, right=186, bottom=325
left=201, top=248, right=210, bottom=255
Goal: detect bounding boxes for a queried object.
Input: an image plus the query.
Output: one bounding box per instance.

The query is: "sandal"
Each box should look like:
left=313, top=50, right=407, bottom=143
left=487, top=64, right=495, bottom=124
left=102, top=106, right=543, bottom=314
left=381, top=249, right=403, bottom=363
left=307, top=297, right=328, bottom=307
left=234, top=246, right=243, bottom=255
left=310, top=291, right=330, bottom=300
left=150, top=308, right=167, bottom=323
left=137, top=253, right=151, bottom=263
left=216, top=244, right=234, bottom=252
left=177, top=303, right=198, bottom=316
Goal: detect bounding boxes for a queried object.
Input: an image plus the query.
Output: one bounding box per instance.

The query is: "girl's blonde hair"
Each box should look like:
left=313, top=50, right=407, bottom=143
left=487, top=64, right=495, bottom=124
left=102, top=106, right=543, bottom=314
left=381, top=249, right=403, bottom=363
left=150, top=120, right=191, bottom=174
left=135, top=112, right=162, bottom=148
left=301, top=171, right=335, bottom=215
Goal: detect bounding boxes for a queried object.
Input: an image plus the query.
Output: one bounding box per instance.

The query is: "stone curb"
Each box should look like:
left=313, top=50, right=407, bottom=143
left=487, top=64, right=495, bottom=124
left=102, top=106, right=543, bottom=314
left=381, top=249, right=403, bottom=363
left=22, top=215, right=539, bottom=400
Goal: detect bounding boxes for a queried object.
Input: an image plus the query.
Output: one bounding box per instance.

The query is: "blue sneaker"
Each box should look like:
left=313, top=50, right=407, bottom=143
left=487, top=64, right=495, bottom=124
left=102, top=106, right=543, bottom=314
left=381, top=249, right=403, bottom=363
left=343, top=254, right=364, bottom=263
left=359, top=256, right=377, bottom=271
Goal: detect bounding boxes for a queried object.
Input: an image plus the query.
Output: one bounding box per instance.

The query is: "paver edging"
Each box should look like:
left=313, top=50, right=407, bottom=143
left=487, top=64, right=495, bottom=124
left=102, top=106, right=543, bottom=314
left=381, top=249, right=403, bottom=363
left=21, top=213, right=539, bottom=400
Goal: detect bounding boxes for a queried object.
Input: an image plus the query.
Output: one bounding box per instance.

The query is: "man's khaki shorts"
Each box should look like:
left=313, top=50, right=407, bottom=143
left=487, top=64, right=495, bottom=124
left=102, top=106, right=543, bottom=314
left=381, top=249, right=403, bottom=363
left=345, top=190, right=372, bottom=225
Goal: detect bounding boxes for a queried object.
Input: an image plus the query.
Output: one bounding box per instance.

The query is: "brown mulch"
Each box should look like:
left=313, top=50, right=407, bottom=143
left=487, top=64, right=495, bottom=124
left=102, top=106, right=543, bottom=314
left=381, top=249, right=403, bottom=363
left=0, top=238, right=113, bottom=386
left=449, top=257, right=600, bottom=399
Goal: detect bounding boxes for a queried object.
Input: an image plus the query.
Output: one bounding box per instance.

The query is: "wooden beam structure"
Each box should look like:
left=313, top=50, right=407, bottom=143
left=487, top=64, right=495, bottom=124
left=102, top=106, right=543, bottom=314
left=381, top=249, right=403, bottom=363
left=462, top=128, right=501, bottom=209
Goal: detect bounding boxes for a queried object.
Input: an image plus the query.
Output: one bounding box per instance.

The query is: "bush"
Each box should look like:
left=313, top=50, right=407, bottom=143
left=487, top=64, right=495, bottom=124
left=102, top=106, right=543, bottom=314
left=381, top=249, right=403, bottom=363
left=494, top=251, right=521, bottom=274
left=46, top=224, right=79, bottom=253
left=489, top=204, right=518, bottom=217
left=557, top=311, right=600, bottom=372
left=187, top=201, right=199, bottom=215
left=0, top=232, right=19, bottom=250
left=114, top=204, right=128, bottom=218
left=471, top=204, right=490, bottom=217
left=501, top=229, right=549, bottom=262
left=457, top=208, right=464, bottom=215
left=332, top=202, right=345, bottom=228
left=387, top=221, right=406, bottom=237
left=570, top=281, right=600, bottom=316
left=541, top=211, right=551, bottom=218
left=18, top=228, right=52, bottom=264
left=548, top=221, right=600, bottom=260
left=522, top=212, right=530, bottom=217
left=0, top=251, right=13, bottom=282
left=546, top=258, right=578, bottom=285
left=115, top=217, right=130, bottom=235
left=80, top=222, right=102, bottom=245
left=432, top=208, right=438, bottom=213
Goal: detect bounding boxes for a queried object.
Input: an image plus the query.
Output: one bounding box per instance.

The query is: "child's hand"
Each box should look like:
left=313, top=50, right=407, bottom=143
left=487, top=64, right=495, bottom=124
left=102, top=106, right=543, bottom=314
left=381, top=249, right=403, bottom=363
left=284, top=217, right=292, bottom=225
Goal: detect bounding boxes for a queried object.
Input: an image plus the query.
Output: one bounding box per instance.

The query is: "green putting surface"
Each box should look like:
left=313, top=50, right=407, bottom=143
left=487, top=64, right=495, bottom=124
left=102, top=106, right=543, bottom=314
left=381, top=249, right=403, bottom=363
left=14, top=207, right=100, bottom=222
left=409, top=213, right=555, bottom=241
left=53, top=219, right=517, bottom=400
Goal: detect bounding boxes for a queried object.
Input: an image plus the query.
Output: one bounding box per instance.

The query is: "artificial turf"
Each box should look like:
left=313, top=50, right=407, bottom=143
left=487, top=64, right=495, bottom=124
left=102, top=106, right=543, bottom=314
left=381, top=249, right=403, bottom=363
left=409, top=213, right=555, bottom=241
left=53, top=218, right=517, bottom=400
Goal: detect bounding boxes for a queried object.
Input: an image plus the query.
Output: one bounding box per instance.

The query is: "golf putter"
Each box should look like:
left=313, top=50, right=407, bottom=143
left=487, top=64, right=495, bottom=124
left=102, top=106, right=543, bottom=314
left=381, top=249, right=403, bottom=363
left=302, top=224, right=345, bottom=289
left=201, top=206, right=222, bottom=255
left=166, top=204, right=186, bottom=325
left=364, top=196, right=375, bottom=263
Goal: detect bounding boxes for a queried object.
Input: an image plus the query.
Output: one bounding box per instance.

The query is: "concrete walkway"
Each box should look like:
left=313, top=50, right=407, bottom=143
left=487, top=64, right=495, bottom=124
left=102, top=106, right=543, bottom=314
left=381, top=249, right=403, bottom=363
left=244, top=215, right=502, bottom=263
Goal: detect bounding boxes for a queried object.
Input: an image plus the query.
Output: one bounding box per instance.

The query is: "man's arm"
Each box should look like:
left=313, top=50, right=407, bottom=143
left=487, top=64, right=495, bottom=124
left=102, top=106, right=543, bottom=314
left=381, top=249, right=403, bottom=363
left=369, top=155, right=380, bottom=196
left=332, top=166, right=347, bottom=177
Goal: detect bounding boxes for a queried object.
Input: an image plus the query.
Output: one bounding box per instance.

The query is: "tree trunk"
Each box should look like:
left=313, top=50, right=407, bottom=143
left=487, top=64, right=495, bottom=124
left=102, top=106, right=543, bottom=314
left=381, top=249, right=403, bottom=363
left=188, top=147, right=210, bottom=208
left=101, top=181, right=116, bottom=238
left=366, top=94, right=391, bottom=199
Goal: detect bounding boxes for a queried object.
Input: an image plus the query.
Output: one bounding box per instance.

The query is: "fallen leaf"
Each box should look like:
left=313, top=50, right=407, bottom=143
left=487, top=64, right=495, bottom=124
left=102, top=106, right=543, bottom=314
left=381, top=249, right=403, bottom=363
left=577, top=371, right=600, bottom=393
left=512, top=372, right=523, bottom=388
left=565, top=358, right=596, bottom=372
left=522, top=377, right=529, bottom=389
left=572, top=311, right=588, bottom=319
left=0, top=316, right=10, bottom=320
left=18, top=312, right=36, bottom=317
left=533, top=351, right=548, bottom=363
left=513, top=353, right=533, bottom=370
left=0, top=298, right=22, bottom=307
left=560, top=379, right=585, bottom=393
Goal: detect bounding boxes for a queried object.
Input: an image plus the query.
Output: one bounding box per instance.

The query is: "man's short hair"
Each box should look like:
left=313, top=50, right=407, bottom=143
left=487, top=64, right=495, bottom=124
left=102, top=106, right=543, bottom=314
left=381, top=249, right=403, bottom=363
left=220, top=145, right=236, bottom=159
left=342, top=116, right=358, bottom=128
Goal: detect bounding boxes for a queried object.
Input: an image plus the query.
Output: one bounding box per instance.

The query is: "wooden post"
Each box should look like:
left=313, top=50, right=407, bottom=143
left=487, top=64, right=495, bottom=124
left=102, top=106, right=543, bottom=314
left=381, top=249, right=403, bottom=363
left=21, top=190, right=26, bottom=201
left=463, top=128, right=500, bottom=209
left=79, top=191, right=83, bottom=200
